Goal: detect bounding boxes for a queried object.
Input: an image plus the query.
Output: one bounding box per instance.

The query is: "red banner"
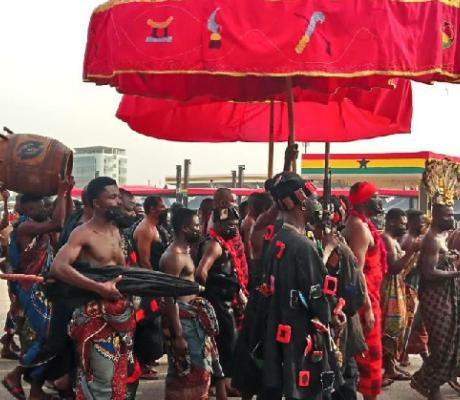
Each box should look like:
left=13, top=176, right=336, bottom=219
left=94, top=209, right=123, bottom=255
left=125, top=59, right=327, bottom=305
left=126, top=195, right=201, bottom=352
left=116, top=80, right=412, bottom=142
left=85, top=0, right=460, bottom=100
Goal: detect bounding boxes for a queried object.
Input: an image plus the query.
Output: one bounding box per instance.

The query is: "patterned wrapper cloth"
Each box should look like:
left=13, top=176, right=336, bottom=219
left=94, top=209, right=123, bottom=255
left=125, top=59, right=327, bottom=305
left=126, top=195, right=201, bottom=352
left=164, top=297, right=223, bottom=400
left=69, top=299, right=136, bottom=400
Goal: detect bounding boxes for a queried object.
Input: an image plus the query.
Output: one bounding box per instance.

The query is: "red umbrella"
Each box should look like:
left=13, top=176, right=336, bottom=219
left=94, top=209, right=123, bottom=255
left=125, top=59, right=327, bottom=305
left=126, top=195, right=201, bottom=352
left=84, top=0, right=460, bottom=101
left=117, top=81, right=412, bottom=143
left=117, top=80, right=411, bottom=177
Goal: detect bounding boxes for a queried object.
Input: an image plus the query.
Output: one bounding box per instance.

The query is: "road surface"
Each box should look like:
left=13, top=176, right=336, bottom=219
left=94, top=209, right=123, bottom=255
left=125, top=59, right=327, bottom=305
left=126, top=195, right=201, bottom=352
left=0, top=281, right=458, bottom=399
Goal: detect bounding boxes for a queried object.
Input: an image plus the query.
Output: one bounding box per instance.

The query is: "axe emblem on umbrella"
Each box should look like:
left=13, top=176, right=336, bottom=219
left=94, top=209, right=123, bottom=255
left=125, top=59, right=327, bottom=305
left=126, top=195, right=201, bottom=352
left=146, top=16, right=174, bottom=43
left=295, top=11, right=326, bottom=54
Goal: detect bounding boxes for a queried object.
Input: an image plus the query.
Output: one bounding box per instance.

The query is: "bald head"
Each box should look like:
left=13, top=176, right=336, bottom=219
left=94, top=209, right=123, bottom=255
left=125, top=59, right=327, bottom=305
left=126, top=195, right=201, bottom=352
left=214, top=188, right=236, bottom=209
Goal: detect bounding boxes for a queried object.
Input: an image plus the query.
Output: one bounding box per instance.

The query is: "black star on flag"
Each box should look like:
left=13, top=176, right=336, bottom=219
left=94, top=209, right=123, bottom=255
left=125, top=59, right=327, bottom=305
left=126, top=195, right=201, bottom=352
left=357, top=158, right=370, bottom=169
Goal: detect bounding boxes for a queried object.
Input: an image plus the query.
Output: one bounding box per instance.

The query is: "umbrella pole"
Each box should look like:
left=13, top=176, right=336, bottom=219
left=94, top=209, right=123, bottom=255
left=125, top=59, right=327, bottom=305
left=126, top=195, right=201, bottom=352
left=286, top=77, right=297, bottom=173
left=268, top=100, right=275, bottom=178
left=324, top=142, right=331, bottom=202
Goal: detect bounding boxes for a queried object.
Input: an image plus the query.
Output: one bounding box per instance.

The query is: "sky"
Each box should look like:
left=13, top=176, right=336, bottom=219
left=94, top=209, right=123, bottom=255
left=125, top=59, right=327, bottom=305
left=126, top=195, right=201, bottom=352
left=1, top=2, right=460, bottom=186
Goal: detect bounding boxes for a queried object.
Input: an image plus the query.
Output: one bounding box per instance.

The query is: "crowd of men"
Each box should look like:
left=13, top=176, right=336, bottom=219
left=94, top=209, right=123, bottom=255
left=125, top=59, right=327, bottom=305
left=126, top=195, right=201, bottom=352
left=0, top=149, right=460, bottom=400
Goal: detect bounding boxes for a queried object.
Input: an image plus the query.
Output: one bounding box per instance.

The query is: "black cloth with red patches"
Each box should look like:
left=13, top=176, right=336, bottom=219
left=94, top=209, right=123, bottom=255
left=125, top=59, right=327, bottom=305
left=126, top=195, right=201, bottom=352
left=263, top=226, right=341, bottom=399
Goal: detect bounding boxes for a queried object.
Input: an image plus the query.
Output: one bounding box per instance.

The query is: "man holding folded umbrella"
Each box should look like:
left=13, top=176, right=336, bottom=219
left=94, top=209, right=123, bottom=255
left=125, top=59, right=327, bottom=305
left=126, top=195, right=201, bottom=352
left=50, top=177, right=136, bottom=400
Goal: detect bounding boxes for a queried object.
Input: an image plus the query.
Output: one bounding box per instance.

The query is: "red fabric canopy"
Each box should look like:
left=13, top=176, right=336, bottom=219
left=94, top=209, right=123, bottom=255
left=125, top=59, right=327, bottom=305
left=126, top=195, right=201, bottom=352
left=116, top=80, right=412, bottom=142
left=85, top=0, right=460, bottom=101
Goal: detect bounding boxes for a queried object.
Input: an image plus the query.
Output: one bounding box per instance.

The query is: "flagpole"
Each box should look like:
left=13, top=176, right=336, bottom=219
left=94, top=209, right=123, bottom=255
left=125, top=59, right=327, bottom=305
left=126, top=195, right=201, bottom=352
left=268, top=100, right=275, bottom=178
left=286, top=77, right=297, bottom=173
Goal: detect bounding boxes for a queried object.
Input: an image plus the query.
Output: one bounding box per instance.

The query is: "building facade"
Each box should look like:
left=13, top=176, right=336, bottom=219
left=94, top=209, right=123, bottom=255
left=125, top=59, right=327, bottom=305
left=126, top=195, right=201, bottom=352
left=73, top=146, right=128, bottom=188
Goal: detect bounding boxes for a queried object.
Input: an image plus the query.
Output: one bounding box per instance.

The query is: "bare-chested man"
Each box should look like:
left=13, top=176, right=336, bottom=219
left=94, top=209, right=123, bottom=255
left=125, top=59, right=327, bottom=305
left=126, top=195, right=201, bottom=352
left=344, top=182, right=385, bottom=400
left=133, top=196, right=169, bottom=270
left=160, top=208, right=225, bottom=400
left=380, top=208, right=419, bottom=381
left=411, top=203, right=460, bottom=400
left=51, top=177, right=136, bottom=400
left=400, top=209, right=429, bottom=364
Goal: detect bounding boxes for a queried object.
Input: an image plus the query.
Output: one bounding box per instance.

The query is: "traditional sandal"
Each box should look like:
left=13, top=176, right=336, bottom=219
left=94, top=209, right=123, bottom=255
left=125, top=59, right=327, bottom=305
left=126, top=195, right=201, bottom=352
left=448, top=378, right=460, bottom=395
left=394, top=366, right=412, bottom=378
left=382, top=377, right=394, bottom=388
left=385, top=372, right=411, bottom=381
left=139, top=369, right=159, bottom=380
left=2, top=378, right=26, bottom=400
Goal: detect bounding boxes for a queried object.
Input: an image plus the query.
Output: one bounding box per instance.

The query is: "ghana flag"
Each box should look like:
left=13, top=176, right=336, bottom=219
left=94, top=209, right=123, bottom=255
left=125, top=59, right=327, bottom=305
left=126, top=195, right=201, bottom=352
left=301, top=152, right=460, bottom=189
left=302, top=152, right=427, bottom=176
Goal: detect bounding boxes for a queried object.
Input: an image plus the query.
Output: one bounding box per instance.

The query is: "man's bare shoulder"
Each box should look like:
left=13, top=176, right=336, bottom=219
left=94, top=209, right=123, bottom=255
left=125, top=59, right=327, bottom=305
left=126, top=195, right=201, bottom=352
left=420, top=230, right=441, bottom=253
left=68, top=222, right=98, bottom=241
left=344, top=216, right=368, bottom=235
left=134, top=219, right=155, bottom=237
left=346, top=215, right=366, bottom=227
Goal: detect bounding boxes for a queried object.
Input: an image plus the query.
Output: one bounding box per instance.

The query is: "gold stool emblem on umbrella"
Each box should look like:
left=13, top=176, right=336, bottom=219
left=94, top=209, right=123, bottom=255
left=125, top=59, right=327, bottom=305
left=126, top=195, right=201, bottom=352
left=146, top=16, right=174, bottom=43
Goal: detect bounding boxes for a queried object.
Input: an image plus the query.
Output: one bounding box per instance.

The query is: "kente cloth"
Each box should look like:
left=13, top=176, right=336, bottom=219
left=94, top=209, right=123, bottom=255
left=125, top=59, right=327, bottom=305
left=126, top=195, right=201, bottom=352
left=412, top=256, right=460, bottom=393
left=69, top=299, right=136, bottom=400
left=354, top=244, right=384, bottom=397
left=263, top=226, right=342, bottom=400
left=404, top=286, right=428, bottom=355
left=380, top=273, right=407, bottom=359
left=165, top=298, right=223, bottom=400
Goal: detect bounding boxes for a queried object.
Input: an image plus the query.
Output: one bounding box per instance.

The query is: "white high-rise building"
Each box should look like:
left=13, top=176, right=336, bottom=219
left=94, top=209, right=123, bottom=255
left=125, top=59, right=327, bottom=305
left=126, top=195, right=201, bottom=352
left=73, top=146, right=128, bottom=188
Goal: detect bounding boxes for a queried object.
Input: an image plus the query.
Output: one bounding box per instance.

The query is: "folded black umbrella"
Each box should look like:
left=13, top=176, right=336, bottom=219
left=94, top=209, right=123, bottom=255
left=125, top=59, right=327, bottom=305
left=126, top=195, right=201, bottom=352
left=44, top=262, right=203, bottom=308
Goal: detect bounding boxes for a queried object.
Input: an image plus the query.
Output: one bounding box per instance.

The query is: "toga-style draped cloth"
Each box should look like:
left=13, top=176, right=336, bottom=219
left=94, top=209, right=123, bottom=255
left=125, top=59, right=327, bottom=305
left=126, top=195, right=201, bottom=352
left=412, top=255, right=460, bottom=394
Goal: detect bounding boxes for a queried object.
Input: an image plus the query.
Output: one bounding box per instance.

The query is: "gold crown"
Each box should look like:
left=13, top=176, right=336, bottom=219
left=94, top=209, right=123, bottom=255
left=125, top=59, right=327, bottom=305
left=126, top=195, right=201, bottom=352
left=423, top=158, right=460, bottom=206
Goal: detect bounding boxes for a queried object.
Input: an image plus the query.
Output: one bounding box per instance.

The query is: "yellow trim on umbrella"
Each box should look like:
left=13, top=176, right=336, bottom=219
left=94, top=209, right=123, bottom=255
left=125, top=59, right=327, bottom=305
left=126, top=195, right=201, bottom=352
left=84, top=67, right=460, bottom=81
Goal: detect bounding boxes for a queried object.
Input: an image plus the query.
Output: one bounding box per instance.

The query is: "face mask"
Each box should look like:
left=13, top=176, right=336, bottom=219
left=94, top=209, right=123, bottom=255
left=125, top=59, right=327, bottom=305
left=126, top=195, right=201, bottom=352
left=440, top=218, right=455, bottom=232
left=393, top=227, right=407, bottom=237
left=185, top=229, right=201, bottom=244
left=367, top=198, right=383, bottom=215
left=158, top=211, right=168, bottom=225
left=221, top=226, right=238, bottom=240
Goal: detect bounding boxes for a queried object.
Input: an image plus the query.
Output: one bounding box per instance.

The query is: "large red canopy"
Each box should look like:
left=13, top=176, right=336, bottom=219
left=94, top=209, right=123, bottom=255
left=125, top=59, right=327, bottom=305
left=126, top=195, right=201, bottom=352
left=85, top=0, right=460, bottom=101
left=117, top=80, right=412, bottom=142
